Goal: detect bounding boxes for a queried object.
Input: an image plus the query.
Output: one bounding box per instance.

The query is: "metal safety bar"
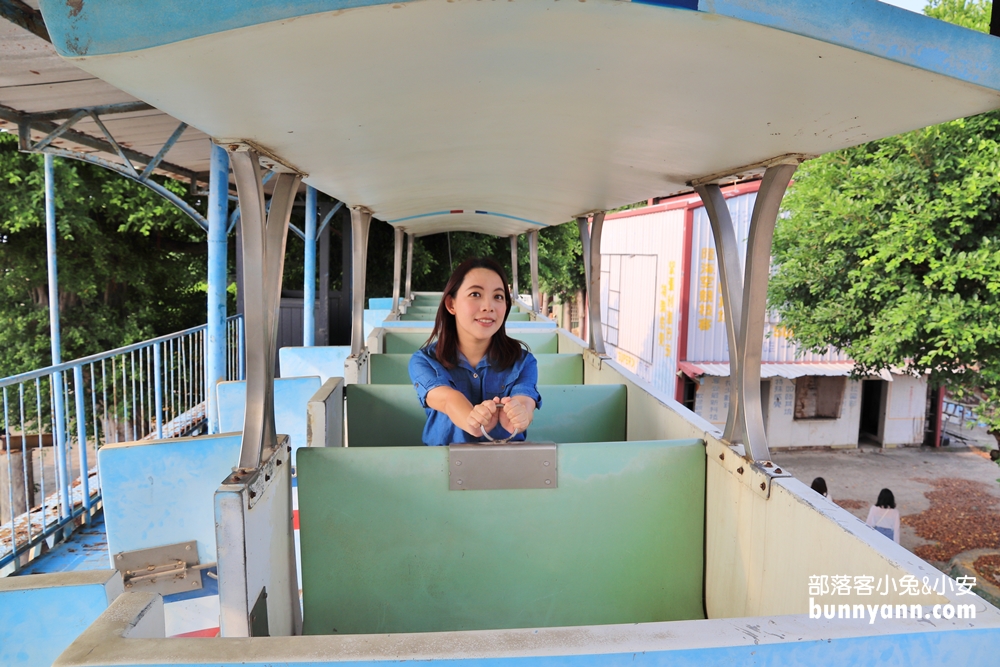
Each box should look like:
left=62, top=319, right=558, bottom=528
left=0, top=315, right=244, bottom=573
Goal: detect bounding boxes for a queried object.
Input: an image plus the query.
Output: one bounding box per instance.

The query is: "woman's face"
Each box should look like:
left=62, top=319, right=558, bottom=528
left=445, top=267, right=507, bottom=346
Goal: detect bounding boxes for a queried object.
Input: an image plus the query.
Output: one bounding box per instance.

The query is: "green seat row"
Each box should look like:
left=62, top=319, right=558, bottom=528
left=382, top=331, right=558, bottom=354
left=370, top=353, right=583, bottom=385
left=297, top=439, right=706, bottom=635
left=400, top=311, right=530, bottom=321
left=345, top=383, right=625, bottom=446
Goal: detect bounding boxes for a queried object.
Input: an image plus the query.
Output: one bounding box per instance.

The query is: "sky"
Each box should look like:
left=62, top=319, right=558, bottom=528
left=880, top=0, right=927, bottom=12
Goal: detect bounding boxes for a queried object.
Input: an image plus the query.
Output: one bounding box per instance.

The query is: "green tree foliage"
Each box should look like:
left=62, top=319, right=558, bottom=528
left=0, top=132, right=213, bottom=377
left=769, top=0, right=1000, bottom=429
left=373, top=222, right=585, bottom=302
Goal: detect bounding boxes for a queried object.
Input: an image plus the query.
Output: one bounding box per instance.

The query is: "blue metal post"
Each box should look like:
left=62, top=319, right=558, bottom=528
left=73, top=365, right=91, bottom=521
left=303, top=186, right=317, bottom=346
left=206, top=144, right=229, bottom=434
left=44, top=154, right=70, bottom=520
left=153, top=343, right=163, bottom=439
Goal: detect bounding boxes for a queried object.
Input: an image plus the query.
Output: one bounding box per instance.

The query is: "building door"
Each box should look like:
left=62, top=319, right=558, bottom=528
left=859, top=379, right=886, bottom=442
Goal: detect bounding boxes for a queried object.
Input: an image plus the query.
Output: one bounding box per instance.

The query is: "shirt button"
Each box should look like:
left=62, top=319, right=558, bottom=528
left=473, top=373, right=478, bottom=378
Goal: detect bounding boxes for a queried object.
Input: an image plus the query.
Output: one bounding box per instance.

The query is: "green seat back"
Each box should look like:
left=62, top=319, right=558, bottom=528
left=370, top=353, right=583, bottom=385
left=382, top=332, right=558, bottom=354
left=369, top=354, right=413, bottom=384
left=346, top=384, right=426, bottom=446
left=297, top=440, right=706, bottom=634
left=346, top=383, right=625, bottom=445
left=536, top=353, right=583, bottom=384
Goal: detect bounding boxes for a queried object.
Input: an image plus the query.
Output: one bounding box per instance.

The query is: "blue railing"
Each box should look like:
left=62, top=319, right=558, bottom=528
left=0, top=315, right=244, bottom=574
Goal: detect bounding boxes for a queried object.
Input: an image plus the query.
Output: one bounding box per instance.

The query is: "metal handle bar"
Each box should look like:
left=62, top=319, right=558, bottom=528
left=480, top=424, right=519, bottom=444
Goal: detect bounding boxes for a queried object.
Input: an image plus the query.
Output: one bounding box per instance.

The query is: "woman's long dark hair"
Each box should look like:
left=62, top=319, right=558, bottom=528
left=876, top=488, right=896, bottom=509
left=424, top=257, right=526, bottom=370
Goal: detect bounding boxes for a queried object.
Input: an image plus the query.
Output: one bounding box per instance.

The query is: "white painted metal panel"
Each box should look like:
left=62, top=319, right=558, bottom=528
left=686, top=192, right=850, bottom=364
left=56, top=1, right=1000, bottom=235
left=600, top=207, right=685, bottom=396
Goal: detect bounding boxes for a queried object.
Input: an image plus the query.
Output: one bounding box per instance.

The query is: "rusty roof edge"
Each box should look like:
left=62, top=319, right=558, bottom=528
left=0, top=0, right=50, bottom=43
left=0, top=103, right=205, bottom=185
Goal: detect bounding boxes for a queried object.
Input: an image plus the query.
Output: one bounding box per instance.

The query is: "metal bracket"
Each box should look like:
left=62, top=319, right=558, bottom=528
left=449, top=443, right=557, bottom=490
left=249, top=587, right=269, bottom=637
left=114, top=540, right=207, bottom=596
left=220, top=140, right=306, bottom=175
left=223, top=436, right=290, bottom=511
left=583, top=348, right=608, bottom=371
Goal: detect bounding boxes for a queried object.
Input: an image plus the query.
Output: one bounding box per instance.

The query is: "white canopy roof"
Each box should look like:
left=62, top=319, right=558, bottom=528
left=38, top=0, right=1000, bottom=235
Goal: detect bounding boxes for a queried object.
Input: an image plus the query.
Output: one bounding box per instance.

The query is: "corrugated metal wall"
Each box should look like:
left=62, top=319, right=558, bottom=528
left=685, top=192, right=848, bottom=364
left=599, top=208, right=686, bottom=394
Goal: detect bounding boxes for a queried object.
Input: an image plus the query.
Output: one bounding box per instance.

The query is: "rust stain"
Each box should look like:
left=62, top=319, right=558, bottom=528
left=67, top=0, right=84, bottom=18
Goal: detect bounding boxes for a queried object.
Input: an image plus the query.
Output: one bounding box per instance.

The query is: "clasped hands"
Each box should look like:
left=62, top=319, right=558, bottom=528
left=466, top=395, right=534, bottom=437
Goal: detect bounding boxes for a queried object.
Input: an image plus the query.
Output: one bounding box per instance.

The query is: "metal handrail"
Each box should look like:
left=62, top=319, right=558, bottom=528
left=0, top=316, right=241, bottom=389
left=0, top=314, right=245, bottom=575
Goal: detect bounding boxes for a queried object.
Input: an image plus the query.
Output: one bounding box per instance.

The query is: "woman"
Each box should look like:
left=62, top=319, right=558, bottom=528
left=866, top=488, right=901, bottom=544
left=408, top=257, right=541, bottom=446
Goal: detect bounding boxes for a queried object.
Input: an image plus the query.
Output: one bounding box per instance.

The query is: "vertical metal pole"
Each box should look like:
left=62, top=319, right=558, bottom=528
left=528, top=230, right=540, bottom=314
left=206, top=143, right=229, bottom=434
left=404, top=233, right=414, bottom=301
left=695, top=183, right=745, bottom=445
left=391, top=227, right=403, bottom=314
left=510, top=235, right=519, bottom=299
left=153, top=343, right=163, bottom=439
left=577, top=214, right=606, bottom=355
left=73, top=365, right=91, bottom=520
left=44, top=154, right=70, bottom=520
left=303, top=186, right=318, bottom=345
left=350, top=207, right=373, bottom=356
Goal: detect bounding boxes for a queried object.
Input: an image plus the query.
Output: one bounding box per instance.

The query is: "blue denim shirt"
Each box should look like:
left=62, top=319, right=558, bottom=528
left=409, top=343, right=542, bottom=446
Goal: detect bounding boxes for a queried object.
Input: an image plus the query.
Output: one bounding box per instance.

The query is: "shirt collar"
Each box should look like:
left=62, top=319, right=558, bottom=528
left=457, top=351, right=490, bottom=372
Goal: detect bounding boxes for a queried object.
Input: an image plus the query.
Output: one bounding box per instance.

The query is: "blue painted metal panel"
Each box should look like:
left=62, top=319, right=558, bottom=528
left=47, top=624, right=1000, bottom=665
left=278, top=346, right=351, bottom=385
left=98, top=434, right=241, bottom=564
left=365, top=309, right=391, bottom=339
left=368, top=298, right=395, bottom=310
left=0, top=576, right=114, bottom=667
left=39, top=0, right=404, bottom=56
left=18, top=513, right=109, bottom=575
left=39, top=0, right=1000, bottom=95
left=216, top=376, right=321, bottom=451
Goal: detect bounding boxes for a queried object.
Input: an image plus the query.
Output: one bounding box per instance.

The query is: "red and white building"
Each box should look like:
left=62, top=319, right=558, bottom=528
left=597, top=181, right=929, bottom=449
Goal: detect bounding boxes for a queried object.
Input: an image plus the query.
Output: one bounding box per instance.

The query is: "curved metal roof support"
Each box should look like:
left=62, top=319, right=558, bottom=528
left=694, top=183, right=745, bottom=446
left=349, top=207, right=373, bottom=357
left=509, top=235, right=519, bottom=299
left=528, top=230, right=540, bottom=315
left=230, top=145, right=301, bottom=470
left=404, top=233, right=414, bottom=302
left=16, top=109, right=208, bottom=232
left=736, top=162, right=798, bottom=466
left=577, top=212, right=606, bottom=355
left=391, top=227, right=404, bottom=315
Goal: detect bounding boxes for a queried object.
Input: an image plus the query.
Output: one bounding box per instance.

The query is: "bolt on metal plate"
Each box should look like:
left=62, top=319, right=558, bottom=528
left=114, top=540, right=201, bottom=596
left=448, top=443, right=557, bottom=490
